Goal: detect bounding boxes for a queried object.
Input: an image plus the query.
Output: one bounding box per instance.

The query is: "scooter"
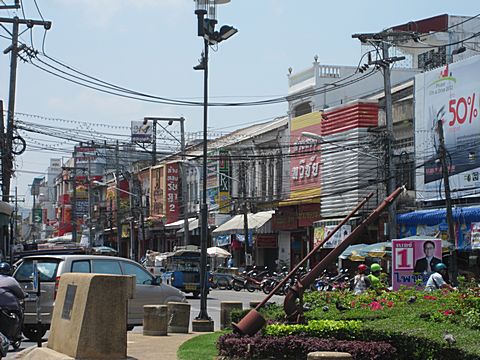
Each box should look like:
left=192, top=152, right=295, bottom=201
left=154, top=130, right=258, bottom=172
left=0, top=303, right=24, bottom=354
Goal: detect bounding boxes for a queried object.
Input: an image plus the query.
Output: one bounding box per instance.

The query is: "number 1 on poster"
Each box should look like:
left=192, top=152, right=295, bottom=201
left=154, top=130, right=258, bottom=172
left=395, top=247, right=413, bottom=270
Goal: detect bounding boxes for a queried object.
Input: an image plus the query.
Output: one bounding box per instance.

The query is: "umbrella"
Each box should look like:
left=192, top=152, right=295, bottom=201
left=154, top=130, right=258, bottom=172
left=207, top=246, right=231, bottom=258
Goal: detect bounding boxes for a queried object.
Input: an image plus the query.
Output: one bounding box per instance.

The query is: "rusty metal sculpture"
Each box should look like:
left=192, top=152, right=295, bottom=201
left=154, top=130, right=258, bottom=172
left=232, top=186, right=405, bottom=336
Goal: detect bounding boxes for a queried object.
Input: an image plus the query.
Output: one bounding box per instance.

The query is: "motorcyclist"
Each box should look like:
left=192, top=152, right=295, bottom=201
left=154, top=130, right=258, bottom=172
left=367, top=263, right=389, bottom=293
left=350, top=264, right=371, bottom=295
left=0, top=262, right=26, bottom=340
left=425, top=263, right=456, bottom=292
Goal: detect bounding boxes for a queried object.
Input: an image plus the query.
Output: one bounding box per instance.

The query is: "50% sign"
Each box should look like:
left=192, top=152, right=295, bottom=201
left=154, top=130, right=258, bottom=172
left=448, top=92, right=479, bottom=127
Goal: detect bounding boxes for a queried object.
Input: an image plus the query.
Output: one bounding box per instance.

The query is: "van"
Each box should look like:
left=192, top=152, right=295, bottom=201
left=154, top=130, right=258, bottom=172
left=13, top=254, right=187, bottom=341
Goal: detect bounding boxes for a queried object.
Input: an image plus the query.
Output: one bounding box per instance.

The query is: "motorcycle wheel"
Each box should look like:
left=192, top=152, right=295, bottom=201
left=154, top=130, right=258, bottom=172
left=233, top=282, right=243, bottom=291
left=11, top=339, right=21, bottom=350
left=246, top=283, right=256, bottom=293
left=22, top=325, right=47, bottom=342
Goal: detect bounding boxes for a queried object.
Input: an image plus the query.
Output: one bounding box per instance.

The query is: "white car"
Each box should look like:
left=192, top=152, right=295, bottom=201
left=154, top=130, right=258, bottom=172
left=13, top=254, right=187, bottom=341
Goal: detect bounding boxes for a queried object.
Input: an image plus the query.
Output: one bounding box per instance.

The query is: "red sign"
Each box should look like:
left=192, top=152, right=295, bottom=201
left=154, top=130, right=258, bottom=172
left=298, top=203, right=321, bottom=227
left=256, top=234, right=278, bottom=248
left=166, top=163, right=180, bottom=223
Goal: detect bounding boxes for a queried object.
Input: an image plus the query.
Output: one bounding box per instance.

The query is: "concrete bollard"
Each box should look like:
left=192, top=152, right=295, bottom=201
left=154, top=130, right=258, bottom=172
left=220, top=301, right=243, bottom=330
left=143, top=305, right=168, bottom=336
left=167, top=302, right=191, bottom=333
left=307, top=351, right=353, bottom=360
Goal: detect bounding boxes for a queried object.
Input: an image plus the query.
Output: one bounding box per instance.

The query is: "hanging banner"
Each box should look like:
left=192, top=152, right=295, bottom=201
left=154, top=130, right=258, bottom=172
left=471, top=222, right=480, bottom=249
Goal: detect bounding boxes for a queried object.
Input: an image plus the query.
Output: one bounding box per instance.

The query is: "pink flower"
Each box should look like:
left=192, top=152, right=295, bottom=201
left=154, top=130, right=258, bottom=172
left=386, top=301, right=394, bottom=308
left=442, top=309, right=455, bottom=316
left=368, top=301, right=384, bottom=311
left=423, top=295, right=437, bottom=300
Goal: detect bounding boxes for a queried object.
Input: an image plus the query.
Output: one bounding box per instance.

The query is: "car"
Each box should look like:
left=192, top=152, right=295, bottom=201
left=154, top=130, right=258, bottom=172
left=13, top=254, right=187, bottom=341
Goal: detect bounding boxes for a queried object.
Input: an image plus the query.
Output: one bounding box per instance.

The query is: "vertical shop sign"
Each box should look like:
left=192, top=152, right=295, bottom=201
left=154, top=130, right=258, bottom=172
left=166, top=163, right=180, bottom=223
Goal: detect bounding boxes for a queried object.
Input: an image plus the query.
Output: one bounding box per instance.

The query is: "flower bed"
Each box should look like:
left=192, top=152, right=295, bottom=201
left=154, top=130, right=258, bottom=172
left=217, top=334, right=396, bottom=360
left=220, top=288, right=480, bottom=359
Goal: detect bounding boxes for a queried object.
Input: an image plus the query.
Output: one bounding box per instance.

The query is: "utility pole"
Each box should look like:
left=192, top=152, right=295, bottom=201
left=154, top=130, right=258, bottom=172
left=352, top=30, right=410, bottom=241
left=151, top=120, right=157, bottom=167
left=179, top=118, right=189, bottom=247
left=144, top=116, right=189, bottom=246
left=241, top=162, right=249, bottom=267
left=72, top=149, right=77, bottom=243
left=381, top=41, right=397, bottom=240
left=1, top=16, right=51, bottom=204
left=115, top=141, right=121, bottom=254
left=87, top=157, right=92, bottom=248
left=437, top=118, right=458, bottom=283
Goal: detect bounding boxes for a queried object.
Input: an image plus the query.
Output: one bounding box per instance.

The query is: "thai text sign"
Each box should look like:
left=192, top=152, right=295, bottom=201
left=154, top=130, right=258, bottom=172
left=392, top=238, right=442, bottom=290
left=166, top=163, right=180, bottom=223
left=290, top=112, right=322, bottom=198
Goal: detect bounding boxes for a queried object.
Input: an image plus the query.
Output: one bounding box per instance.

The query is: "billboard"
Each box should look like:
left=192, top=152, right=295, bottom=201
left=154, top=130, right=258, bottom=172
left=392, top=238, right=442, bottom=290
left=289, top=112, right=322, bottom=199
left=415, top=56, right=480, bottom=201
left=131, top=120, right=153, bottom=143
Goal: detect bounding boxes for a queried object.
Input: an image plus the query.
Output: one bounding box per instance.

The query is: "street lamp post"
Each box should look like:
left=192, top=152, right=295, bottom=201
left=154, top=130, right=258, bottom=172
left=192, top=0, right=237, bottom=332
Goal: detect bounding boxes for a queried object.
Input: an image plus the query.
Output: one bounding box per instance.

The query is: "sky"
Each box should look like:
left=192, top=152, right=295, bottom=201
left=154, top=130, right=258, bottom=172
left=0, top=0, right=478, bottom=206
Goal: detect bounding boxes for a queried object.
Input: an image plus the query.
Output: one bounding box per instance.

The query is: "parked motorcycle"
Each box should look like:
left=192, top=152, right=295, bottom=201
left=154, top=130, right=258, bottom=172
left=0, top=299, right=24, bottom=355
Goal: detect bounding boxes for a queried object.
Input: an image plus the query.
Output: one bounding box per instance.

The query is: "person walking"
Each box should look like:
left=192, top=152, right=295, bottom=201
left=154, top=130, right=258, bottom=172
left=350, top=264, right=371, bottom=295
left=425, top=263, right=456, bottom=292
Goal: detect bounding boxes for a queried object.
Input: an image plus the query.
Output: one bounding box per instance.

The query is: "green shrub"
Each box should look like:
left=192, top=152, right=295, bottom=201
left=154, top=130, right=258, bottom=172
left=264, top=319, right=362, bottom=340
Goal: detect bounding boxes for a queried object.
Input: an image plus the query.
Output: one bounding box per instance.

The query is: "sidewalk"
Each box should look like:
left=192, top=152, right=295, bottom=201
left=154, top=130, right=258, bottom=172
left=127, top=332, right=204, bottom=360
left=15, top=332, right=207, bottom=360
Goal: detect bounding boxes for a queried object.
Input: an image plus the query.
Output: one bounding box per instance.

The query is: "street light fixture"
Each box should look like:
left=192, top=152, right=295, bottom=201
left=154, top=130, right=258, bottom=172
left=192, top=0, right=237, bottom=332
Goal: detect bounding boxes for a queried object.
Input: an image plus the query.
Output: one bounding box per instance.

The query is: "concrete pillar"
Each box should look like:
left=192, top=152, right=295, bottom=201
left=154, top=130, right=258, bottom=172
left=307, top=352, right=353, bottom=360
left=167, top=302, right=191, bottom=333
left=220, top=301, right=242, bottom=330
left=143, top=305, right=168, bottom=336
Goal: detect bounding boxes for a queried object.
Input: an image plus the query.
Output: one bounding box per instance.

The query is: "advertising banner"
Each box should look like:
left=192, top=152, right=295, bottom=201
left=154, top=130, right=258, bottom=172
left=392, top=238, right=442, bottom=290
left=471, top=222, right=480, bottom=249
left=150, top=166, right=165, bottom=216
left=415, top=56, right=480, bottom=201
left=315, top=224, right=351, bottom=248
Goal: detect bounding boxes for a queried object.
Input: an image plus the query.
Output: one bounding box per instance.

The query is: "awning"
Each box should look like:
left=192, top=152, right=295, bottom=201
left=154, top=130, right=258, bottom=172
left=212, top=210, right=274, bottom=235
left=177, top=219, right=200, bottom=234
left=165, top=217, right=197, bottom=230
left=397, top=207, right=480, bottom=226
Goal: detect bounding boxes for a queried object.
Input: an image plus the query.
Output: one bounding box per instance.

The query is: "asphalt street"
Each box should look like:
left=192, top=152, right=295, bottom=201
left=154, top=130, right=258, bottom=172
left=4, top=289, right=284, bottom=359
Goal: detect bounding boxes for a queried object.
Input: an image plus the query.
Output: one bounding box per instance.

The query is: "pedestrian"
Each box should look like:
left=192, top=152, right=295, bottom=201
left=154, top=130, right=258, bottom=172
left=350, top=264, right=371, bottom=295
left=425, top=263, right=456, bottom=292
left=368, top=263, right=389, bottom=293
left=227, top=256, right=234, bottom=268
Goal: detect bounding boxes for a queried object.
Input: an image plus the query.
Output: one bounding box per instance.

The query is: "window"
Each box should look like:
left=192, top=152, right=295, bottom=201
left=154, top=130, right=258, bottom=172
left=71, top=260, right=90, bottom=273
left=91, top=260, right=122, bottom=275
left=14, top=259, right=59, bottom=282
left=122, top=261, right=154, bottom=285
